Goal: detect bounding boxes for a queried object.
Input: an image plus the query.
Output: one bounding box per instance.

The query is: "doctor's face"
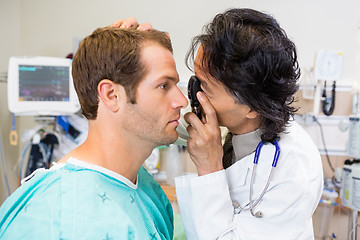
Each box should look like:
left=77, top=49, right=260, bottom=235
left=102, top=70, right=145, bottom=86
left=194, top=47, right=258, bottom=135
left=122, top=42, right=188, bottom=146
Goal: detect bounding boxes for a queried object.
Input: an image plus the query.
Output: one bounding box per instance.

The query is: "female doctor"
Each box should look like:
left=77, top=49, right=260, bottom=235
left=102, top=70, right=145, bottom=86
left=174, top=9, right=324, bottom=240
left=113, top=8, right=324, bottom=239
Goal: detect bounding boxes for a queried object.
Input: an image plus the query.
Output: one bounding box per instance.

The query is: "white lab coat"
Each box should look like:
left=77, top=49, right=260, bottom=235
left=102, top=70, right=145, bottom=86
left=175, top=121, right=323, bottom=240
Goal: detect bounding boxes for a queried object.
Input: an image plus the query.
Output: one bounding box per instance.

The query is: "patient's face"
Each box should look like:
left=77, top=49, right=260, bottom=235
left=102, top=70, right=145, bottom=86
left=122, top=42, right=188, bottom=146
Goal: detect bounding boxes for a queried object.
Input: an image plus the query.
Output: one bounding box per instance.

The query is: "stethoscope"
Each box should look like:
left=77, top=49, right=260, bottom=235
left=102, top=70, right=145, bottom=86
left=233, top=140, right=280, bottom=218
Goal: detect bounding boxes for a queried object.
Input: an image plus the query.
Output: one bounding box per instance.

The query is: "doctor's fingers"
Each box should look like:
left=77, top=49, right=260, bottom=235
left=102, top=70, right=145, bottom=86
left=137, top=22, right=153, bottom=31
left=111, top=18, right=153, bottom=31
left=186, top=124, right=197, bottom=141
left=184, top=112, right=207, bottom=136
left=186, top=124, right=224, bottom=176
left=196, top=92, right=219, bottom=128
left=111, top=17, right=139, bottom=29
left=185, top=125, right=204, bottom=153
left=185, top=113, right=221, bottom=147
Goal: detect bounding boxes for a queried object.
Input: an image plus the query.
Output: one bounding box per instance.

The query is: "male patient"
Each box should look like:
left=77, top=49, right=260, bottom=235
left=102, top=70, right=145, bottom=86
left=0, top=27, right=187, bottom=239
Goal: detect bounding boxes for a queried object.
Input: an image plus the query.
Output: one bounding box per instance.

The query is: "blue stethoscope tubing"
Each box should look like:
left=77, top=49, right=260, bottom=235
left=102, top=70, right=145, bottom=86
left=236, top=140, right=280, bottom=218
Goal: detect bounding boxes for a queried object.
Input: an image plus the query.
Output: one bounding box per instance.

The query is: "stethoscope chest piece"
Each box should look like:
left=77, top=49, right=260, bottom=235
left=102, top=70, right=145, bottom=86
left=232, top=200, right=264, bottom=218
left=254, top=211, right=263, bottom=218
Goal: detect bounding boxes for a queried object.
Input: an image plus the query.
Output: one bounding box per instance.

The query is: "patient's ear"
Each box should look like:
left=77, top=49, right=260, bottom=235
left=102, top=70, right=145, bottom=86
left=97, top=79, right=121, bottom=113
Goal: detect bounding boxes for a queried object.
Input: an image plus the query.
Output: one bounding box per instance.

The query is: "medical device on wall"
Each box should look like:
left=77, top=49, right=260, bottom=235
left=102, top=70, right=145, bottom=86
left=340, top=160, right=360, bottom=240
left=56, top=115, right=88, bottom=155
left=8, top=56, right=80, bottom=116
left=340, top=160, right=360, bottom=211
left=18, top=115, right=88, bottom=179
left=339, top=116, right=360, bottom=159
left=313, top=50, right=343, bottom=116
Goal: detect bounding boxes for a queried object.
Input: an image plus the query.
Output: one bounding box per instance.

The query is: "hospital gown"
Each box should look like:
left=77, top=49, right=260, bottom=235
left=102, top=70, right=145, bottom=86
left=0, top=158, right=173, bottom=240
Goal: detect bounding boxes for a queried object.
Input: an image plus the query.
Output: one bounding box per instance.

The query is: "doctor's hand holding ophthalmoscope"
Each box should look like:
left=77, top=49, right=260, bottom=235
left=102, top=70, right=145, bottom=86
left=113, top=10, right=324, bottom=240
left=183, top=90, right=224, bottom=176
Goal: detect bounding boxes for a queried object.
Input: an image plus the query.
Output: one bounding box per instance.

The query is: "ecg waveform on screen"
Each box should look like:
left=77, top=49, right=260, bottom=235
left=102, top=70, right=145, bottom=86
left=18, top=65, right=70, bottom=101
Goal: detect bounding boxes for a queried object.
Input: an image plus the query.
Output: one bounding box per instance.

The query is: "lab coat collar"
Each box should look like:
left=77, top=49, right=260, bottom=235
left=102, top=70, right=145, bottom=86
left=232, top=129, right=262, bottom=163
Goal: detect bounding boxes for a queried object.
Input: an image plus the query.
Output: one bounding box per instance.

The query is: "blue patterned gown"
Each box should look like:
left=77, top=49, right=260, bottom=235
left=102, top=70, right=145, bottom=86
left=0, top=158, right=173, bottom=240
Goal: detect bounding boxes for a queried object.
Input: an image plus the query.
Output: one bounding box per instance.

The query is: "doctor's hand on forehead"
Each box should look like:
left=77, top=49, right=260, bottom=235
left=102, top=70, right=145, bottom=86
left=111, top=17, right=153, bottom=31
left=185, top=91, right=224, bottom=176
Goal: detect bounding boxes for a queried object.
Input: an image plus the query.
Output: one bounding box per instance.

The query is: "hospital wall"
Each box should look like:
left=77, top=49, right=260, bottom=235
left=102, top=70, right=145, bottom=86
left=1, top=0, right=360, bottom=203
left=0, top=0, right=22, bottom=204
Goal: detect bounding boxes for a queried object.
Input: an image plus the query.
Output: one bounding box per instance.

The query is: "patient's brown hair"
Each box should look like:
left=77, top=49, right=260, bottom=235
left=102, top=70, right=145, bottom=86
left=72, top=27, right=173, bottom=119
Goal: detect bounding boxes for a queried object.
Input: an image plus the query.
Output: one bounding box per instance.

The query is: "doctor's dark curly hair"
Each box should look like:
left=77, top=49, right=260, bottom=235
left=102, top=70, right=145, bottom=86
left=186, top=8, right=300, bottom=142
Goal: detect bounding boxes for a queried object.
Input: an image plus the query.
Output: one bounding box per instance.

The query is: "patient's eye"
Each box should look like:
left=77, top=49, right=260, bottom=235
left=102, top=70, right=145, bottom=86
left=159, top=83, right=168, bottom=90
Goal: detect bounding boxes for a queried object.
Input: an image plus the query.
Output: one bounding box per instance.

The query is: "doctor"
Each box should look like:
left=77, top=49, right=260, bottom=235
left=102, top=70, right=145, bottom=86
left=175, top=9, right=323, bottom=239
left=114, top=8, right=323, bottom=240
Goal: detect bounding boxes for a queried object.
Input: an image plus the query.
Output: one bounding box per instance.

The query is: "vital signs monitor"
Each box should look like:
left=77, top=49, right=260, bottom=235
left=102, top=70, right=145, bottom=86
left=8, top=56, right=80, bottom=115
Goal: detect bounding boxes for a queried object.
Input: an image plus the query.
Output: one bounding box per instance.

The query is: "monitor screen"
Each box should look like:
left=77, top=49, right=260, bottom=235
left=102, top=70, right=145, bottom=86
left=19, top=65, right=70, bottom=102
left=8, top=56, right=80, bottom=116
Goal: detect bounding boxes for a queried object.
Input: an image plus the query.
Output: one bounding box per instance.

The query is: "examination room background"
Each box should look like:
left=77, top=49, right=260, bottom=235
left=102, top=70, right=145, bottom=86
left=1, top=0, right=360, bottom=238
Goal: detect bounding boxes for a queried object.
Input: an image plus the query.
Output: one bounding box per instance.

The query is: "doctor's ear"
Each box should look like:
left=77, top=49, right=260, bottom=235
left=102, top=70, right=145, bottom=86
left=246, top=109, right=259, bottom=119
left=97, top=79, right=123, bottom=113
